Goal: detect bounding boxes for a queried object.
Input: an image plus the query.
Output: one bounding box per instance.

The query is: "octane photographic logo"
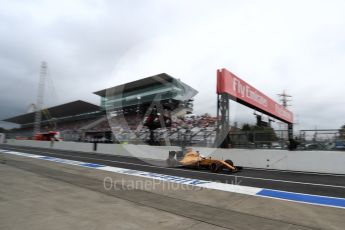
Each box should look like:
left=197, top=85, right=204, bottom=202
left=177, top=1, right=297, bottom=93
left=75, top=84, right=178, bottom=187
left=105, top=77, right=186, bottom=165
left=104, top=83, right=242, bottom=167
left=103, top=176, right=205, bottom=192
left=103, top=176, right=242, bottom=192
left=104, top=76, right=239, bottom=166
left=104, top=38, right=239, bottom=167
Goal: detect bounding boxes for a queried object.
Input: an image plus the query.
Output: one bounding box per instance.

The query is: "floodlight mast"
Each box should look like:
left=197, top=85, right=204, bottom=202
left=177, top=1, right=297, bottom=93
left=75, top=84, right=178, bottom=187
left=278, top=90, right=292, bottom=108
left=278, top=90, right=293, bottom=142
left=33, top=61, right=47, bottom=136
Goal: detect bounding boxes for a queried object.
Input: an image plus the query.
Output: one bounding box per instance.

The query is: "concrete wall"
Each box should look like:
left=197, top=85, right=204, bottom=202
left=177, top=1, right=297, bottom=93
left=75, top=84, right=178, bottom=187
left=5, top=139, right=94, bottom=153
left=97, top=143, right=179, bottom=160
left=209, top=148, right=345, bottom=174
left=3, top=139, right=345, bottom=174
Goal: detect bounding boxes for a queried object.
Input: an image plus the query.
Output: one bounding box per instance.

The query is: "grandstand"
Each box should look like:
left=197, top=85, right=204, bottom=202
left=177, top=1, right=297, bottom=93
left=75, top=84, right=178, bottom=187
left=3, top=100, right=106, bottom=141
left=94, top=73, right=199, bottom=145
left=94, top=73, right=197, bottom=115
left=3, top=73, right=206, bottom=145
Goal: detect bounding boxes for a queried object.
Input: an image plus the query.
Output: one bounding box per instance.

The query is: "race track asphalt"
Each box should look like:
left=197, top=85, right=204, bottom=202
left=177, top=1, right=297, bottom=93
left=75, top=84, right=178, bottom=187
left=1, top=144, right=345, bottom=198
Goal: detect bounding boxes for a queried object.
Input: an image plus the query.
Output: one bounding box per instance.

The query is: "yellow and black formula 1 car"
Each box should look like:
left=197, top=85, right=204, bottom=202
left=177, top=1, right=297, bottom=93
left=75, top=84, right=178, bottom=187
left=168, top=148, right=241, bottom=173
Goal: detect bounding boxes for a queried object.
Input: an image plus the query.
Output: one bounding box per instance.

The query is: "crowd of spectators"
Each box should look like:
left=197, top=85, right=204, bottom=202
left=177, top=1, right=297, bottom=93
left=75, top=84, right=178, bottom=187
left=106, top=113, right=218, bottom=146
left=55, top=118, right=99, bottom=132
left=9, top=113, right=219, bottom=146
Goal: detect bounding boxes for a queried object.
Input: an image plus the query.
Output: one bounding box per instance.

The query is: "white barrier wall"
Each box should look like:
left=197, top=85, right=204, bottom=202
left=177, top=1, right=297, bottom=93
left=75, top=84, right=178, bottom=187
left=97, top=143, right=178, bottom=160
left=3, top=139, right=345, bottom=174
left=5, top=139, right=94, bottom=152
left=53, top=141, right=94, bottom=152
left=209, top=148, right=345, bottom=174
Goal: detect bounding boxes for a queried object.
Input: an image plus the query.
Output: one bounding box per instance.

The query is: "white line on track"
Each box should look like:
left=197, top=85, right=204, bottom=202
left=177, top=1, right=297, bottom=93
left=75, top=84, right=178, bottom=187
left=5, top=145, right=345, bottom=178
left=2, top=146, right=345, bottom=189
left=244, top=167, right=345, bottom=177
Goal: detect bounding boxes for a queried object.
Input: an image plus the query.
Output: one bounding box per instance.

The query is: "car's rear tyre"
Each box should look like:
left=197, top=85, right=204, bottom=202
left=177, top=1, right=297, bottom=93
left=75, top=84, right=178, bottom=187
left=225, top=160, right=234, bottom=167
left=225, top=159, right=238, bottom=172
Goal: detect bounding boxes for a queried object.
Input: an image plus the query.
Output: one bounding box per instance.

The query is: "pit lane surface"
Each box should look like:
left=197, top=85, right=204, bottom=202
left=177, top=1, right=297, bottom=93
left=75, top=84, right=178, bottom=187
left=1, top=144, right=345, bottom=198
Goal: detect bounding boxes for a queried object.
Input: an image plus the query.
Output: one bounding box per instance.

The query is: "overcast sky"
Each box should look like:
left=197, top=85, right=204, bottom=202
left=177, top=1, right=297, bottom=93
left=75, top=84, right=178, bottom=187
left=1, top=0, right=345, bottom=130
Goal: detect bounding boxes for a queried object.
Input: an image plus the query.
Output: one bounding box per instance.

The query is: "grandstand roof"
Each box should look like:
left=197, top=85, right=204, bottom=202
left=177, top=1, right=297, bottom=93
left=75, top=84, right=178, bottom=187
left=3, top=100, right=100, bottom=125
left=93, top=73, right=177, bottom=97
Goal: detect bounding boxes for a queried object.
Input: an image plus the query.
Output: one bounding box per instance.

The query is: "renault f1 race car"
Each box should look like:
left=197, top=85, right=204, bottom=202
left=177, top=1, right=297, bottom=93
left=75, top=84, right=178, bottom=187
left=168, top=148, right=241, bottom=173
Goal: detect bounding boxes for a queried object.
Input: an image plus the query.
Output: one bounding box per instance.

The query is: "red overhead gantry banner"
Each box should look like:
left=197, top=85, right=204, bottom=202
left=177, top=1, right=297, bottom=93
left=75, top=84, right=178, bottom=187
left=217, top=68, right=293, bottom=124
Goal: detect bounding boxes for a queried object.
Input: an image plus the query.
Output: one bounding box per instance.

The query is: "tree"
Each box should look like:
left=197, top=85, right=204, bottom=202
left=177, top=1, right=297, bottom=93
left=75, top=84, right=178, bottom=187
left=340, top=124, right=345, bottom=140
left=241, top=123, right=251, bottom=131
left=240, top=124, right=278, bottom=144
left=0, top=127, right=8, bottom=133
